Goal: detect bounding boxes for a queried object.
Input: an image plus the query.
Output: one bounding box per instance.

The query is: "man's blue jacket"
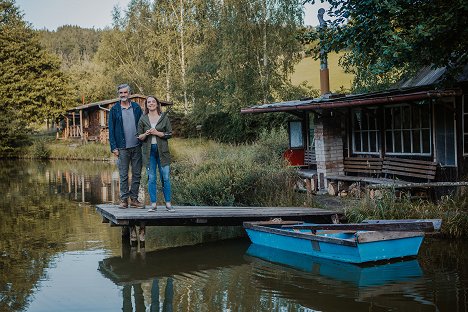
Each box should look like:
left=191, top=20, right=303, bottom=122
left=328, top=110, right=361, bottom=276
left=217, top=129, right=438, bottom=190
left=108, top=101, right=143, bottom=152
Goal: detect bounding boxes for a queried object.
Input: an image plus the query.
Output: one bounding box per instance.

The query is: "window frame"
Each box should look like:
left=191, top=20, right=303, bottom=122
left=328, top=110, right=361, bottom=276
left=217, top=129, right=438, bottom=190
left=384, top=103, right=432, bottom=156
left=288, top=120, right=304, bottom=149
left=463, top=95, right=468, bottom=156
left=351, top=107, right=380, bottom=155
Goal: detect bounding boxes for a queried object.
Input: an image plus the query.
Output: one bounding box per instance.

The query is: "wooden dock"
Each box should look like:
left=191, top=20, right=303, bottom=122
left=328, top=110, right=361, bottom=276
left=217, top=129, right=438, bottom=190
left=96, top=204, right=341, bottom=226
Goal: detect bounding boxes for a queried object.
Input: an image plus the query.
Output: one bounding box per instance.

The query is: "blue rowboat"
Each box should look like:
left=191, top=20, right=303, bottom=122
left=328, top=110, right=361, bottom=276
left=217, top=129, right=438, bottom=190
left=243, top=219, right=441, bottom=264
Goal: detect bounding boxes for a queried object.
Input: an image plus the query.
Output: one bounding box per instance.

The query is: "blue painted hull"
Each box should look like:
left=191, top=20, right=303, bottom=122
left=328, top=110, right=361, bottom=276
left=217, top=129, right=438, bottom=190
left=244, top=225, right=424, bottom=264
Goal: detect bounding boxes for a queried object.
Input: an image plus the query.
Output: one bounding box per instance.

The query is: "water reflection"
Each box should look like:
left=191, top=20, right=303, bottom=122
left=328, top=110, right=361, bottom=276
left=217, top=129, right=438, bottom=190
left=44, top=160, right=119, bottom=204
left=0, top=159, right=467, bottom=312
left=245, top=244, right=435, bottom=311
left=98, top=240, right=249, bottom=284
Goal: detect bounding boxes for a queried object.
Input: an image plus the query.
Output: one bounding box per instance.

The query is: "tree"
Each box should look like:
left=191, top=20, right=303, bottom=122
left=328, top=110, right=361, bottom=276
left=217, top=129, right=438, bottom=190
left=188, top=0, right=305, bottom=141
left=306, top=0, right=468, bottom=91
left=0, top=0, right=73, bottom=156
left=95, top=0, right=307, bottom=141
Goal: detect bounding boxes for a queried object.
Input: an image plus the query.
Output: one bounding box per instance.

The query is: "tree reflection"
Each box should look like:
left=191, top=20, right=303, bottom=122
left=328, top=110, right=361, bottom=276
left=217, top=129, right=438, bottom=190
left=0, top=160, right=121, bottom=312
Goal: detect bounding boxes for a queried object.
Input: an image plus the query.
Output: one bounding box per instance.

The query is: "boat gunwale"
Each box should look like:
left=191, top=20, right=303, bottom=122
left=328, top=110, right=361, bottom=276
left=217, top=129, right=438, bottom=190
left=243, top=222, right=358, bottom=247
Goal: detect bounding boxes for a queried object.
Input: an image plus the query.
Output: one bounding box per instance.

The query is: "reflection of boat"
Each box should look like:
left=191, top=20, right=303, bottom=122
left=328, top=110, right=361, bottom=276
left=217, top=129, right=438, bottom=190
left=244, top=220, right=441, bottom=263
left=246, top=243, right=423, bottom=287
left=246, top=244, right=436, bottom=311
left=98, top=239, right=249, bottom=285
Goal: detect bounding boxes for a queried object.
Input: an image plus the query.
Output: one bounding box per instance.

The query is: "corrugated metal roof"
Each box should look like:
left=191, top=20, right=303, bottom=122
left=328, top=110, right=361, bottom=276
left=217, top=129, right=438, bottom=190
left=395, top=66, right=446, bottom=88
left=241, top=89, right=461, bottom=114
left=242, top=64, right=467, bottom=114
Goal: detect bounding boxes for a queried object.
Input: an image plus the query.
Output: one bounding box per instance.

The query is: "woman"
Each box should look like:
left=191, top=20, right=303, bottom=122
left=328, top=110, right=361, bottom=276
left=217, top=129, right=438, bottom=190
left=137, top=96, right=174, bottom=212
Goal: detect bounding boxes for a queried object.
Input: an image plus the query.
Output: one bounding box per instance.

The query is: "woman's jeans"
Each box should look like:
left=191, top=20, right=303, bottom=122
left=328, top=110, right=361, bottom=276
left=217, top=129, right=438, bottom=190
left=147, top=144, right=171, bottom=204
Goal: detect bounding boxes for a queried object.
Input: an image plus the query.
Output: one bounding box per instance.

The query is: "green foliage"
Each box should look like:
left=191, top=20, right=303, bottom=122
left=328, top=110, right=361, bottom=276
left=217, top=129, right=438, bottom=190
left=306, top=0, right=468, bottom=92
left=93, top=0, right=307, bottom=142
left=0, top=0, right=73, bottom=157
left=170, top=135, right=310, bottom=207
left=345, top=190, right=468, bottom=238
left=32, top=139, right=51, bottom=159
left=0, top=108, right=30, bottom=157
left=0, top=0, right=73, bottom=122
left=37, top=25, right=115, bottom=104
left=38, top=26, right=102, bottom=67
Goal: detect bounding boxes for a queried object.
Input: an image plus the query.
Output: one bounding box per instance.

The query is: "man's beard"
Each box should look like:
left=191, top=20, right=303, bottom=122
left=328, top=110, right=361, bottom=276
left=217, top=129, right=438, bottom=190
left=120, top=96, right=128, bottom=102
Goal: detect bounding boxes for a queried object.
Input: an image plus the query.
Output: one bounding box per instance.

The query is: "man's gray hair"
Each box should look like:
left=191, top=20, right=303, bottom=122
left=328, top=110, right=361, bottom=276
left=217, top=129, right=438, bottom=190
left=117, top=83, right=131, bottom=94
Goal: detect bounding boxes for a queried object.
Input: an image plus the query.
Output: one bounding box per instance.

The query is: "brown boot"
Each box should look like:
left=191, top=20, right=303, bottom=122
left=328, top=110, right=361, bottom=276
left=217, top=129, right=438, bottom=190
left=129, top=198, right=144, bottom=208
left=119, top=198, right=128, bottom=209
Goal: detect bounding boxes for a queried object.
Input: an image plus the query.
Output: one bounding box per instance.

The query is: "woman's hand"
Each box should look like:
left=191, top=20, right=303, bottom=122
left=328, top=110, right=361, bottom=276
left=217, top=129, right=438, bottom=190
left=147, top=128, right=164, bottom=137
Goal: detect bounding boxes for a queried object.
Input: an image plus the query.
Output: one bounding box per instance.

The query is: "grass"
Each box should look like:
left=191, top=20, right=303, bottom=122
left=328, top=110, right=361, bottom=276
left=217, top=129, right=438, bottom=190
left=290, top=53, right=354, bottom=92
left=344, top=190, right=468, bottom=238
left=25, top=137, right=112, bottom=161
left=169, top=130, right=313, bottom=207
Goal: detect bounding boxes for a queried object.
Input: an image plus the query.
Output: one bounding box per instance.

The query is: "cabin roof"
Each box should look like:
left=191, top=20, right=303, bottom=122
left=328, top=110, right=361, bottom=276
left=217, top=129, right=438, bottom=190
left=240, top=88, right=460, bottom=114
left=69, top=94, right=173, bottom=112
left=241, top=65, right=467, bottom=114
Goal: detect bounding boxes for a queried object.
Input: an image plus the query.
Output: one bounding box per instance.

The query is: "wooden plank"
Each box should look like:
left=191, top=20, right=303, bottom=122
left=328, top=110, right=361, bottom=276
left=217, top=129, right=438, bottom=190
left=344, top=168, right=381, bottom=173
left=356, top=231, right=423, bottom=243
left=383, top=169, right=435, bottom=180
left=283, top=221, right=436, bottom=232
left=383, top=161, right=436, bottom=171
left=383, top=165, right=436, bottom=175
left=384, top=157, right=436, bottom=165
left=344, top=164, right=382, bottom=169
left=362, top=219, right=442, bottom=231
left=367, top=181, right=468, bottom=189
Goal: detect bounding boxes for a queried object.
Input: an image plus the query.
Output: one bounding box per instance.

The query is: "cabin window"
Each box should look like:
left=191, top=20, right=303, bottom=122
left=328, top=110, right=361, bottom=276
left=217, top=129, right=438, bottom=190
left=352, top=108, right=379, bottom=154
left=435, top=101, right=456, bottom=166
left=288, top=120, right=304, bottom=148
left=384, top=104, right=431, bottom=155
left=464, top=96, right=468, bottom=155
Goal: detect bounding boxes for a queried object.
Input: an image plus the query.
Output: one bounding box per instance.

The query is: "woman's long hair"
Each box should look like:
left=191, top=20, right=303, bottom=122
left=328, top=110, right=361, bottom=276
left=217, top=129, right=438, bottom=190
left=144, top=95, right=162, bottom=115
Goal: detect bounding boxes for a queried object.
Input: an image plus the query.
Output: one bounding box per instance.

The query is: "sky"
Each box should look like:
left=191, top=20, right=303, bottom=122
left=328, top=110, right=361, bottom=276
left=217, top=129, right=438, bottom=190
left=15, top=0, right=329, bottom=30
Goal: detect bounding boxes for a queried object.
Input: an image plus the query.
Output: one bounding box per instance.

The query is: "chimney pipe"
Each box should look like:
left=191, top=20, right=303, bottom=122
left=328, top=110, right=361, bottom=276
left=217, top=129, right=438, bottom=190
left=318, top=8, right=330, bottom=95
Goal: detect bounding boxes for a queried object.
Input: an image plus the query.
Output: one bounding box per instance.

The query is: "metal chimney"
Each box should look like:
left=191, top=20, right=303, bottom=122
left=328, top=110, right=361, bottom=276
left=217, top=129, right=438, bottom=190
left=318, top=8, right=330, bottom=95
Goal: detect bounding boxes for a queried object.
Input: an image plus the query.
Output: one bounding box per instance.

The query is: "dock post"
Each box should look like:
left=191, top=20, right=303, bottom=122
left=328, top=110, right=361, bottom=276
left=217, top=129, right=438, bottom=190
left=122, top=226, right=130, bottom=240
left=139, top=222, right=146, bottom=249
left=130, top=225, right=138, bottom=247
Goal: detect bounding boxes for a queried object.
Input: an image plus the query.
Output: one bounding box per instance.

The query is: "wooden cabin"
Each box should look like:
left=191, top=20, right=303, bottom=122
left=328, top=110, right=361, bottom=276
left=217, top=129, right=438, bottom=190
left=241, top=66, right=468, bottom=193
left=61, top=95, right=172, bottom=143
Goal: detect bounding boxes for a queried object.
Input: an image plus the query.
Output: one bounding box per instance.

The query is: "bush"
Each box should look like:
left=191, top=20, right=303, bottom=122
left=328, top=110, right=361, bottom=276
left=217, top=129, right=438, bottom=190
left=344, top=190, right=468, bottom=238
left=170, top=134, right=310, bottom=207
left=32, top=140, right=51, bottom=159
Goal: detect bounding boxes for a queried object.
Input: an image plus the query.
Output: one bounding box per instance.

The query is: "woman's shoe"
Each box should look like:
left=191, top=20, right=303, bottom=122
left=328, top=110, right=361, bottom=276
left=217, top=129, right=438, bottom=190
left=147, top=203, right=157, bottom=212
left=165, top=203, right=175, bottom=212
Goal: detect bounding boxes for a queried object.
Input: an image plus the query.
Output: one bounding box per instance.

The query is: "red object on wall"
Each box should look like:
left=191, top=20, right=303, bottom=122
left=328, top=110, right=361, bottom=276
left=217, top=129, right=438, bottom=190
left=283, top=149, right=305, bottom=166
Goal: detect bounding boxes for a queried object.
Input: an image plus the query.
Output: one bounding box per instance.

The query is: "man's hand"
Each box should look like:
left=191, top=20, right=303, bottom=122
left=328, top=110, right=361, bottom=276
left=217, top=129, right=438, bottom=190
left=113, top=149, right=119, bottom=157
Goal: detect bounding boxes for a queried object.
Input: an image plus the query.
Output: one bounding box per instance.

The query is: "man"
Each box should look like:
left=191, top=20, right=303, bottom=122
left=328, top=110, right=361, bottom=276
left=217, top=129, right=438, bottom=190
left=108, top=84, right=144, bottom=208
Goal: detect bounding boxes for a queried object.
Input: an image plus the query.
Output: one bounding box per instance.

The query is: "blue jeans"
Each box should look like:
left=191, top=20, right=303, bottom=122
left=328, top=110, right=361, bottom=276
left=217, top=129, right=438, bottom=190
left=148, top=144, right=171, bottom=204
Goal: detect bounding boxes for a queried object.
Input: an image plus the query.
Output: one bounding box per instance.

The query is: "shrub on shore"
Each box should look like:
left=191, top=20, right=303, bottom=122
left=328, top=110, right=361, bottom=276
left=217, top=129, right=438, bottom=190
left=170, top=129, right=310, bottom=207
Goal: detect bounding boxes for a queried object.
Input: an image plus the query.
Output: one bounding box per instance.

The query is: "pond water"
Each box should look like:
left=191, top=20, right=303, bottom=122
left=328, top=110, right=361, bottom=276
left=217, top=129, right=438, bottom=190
left=0, top=160, right=466, bottom=312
